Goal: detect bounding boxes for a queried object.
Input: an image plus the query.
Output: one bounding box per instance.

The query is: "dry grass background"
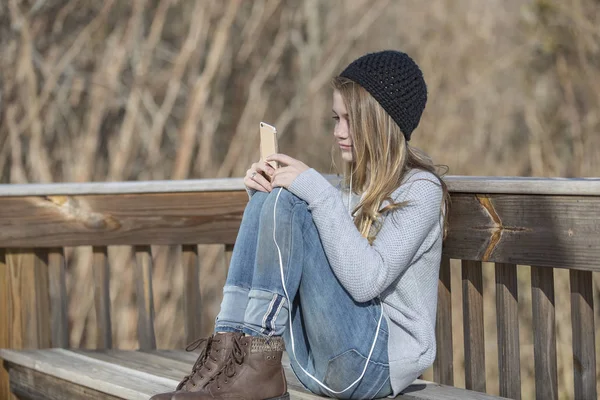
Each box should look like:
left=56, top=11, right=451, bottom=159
left=1, top=0, right=599, bottom=399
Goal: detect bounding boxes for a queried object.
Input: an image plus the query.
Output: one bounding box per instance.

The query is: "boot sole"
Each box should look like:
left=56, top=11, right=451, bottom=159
left=266, top=393, right=290, bottom=400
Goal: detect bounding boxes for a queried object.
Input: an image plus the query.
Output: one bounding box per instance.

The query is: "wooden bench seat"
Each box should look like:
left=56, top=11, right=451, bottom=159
left=0, top=349, right=508, bottom=400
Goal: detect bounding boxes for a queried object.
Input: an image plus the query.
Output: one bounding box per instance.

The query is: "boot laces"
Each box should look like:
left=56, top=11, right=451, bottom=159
left=207, top=335, right=247, bottom=389
left=177, top=335, right=216, bottom=390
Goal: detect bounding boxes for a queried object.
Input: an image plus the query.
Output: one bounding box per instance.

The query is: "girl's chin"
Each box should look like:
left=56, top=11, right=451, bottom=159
left=341, top=153, right=354, bottom=162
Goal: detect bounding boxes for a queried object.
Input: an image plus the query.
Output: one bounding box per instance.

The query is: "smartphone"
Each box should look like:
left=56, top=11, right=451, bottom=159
left=260, top=121, right=279, bottom=169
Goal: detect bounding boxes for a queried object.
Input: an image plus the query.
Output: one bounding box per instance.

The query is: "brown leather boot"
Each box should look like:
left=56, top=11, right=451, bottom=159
left=171, top=335, right=289, bottom=400
left=150, top=332, right=244, bottom=400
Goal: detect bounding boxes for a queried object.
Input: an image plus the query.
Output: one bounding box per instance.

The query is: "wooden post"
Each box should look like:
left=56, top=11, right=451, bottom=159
left=1, top=249, right=51, bottom=399
left=531, top=266, right=558, bottom=400
left=134, top=246, right=156, bottom=350
left=48, top=248, right=69, bottom=348
left=0, top=249, right=11, bottom=399
left=462, top=260, right=486, bottom=393
left=182, top=245, right=202, bottom=344
left=433, top=256, right=453, bottom=385
left=93, top=246, right=112, bottom=349
left=495, top=262, right=521, bottom=399
left=569, top=269, right=596, bottom=400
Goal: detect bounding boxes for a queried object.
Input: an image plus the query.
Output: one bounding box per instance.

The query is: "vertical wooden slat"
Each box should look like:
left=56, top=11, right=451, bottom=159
left=224, top=244, right=234, bottom=269
left=134, top=245, right=156, bottom=350
left=531, top=266, right=558, bottom=400
left=93, top=246, right=112, bottom=349
left=33, top=249, right=52, bottom=348
left=48, top=248, right=69, bottom=348
left=0, top=249, right=11, bottom=400
left=4, top=249, right=51, bottom=349
left=569, top=269, right=596, bottom=400
left=182, top=244, right=202, bottom=343
left=495, top=262, right=521, bottom=399
left=434, top=256, right=454, bottom=385
left=462, top=259, right=486, bottom=393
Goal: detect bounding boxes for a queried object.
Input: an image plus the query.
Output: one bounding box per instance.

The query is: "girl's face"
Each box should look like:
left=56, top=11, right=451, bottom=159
left=332, top=90, right=354, bottom=162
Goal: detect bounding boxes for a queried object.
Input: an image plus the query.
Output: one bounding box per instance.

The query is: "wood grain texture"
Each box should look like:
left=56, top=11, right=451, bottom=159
left=0, top=191, right=598, bottom=274
left=0, top=249, right=11, bottom=400
left=4, top=249, right=51, bottom=350
left=8, top=363, right=122, bottom=400
left=495, top=263, right=520, bottom=400
left=462, top=260, right=486, bottom=393
left=1, top=175, right=598, bottom=196
left=433, top=256, right=453, bottom=386
left=444, top=194, right=600, bottom=271
left=569, top=269, right=596, bottom=400
left=93, top=246, right=112, bottom=349
left=224, top=243, right=234, bottom=269
left=182, top=245, right=202, bottom=344
left=134, top=246, right=156, bottom=350
left=48, top=248, right=69, bottom=348
left=0, top=191, right=249, bottom=247
left=0, top=349, right=177, bottom=400
left=0, top=349, right=511, bottom=400
left=530, top=266, right=558, bottom=400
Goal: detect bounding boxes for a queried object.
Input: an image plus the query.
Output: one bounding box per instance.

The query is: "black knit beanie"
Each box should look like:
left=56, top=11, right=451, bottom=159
left=339, top=50, right=427, bottom=141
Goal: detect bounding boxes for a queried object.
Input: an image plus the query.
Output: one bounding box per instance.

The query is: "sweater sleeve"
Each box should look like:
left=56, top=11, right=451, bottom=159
left=288, top=168, right=443, bottom=303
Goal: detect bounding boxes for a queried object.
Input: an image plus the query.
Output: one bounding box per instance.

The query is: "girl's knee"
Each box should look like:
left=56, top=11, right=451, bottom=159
left=261, top=188, right=308, bottom=219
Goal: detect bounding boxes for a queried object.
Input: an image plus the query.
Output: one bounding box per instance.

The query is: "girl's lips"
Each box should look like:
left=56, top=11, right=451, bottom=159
left=339, top=144, right=352, bottom=150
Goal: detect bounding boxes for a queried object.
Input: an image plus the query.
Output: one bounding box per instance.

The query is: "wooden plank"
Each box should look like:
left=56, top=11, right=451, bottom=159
left=224, top=243, right=234, bottom=269
left=182, top=245, right=202, bottom=344
left=0, top=191, right=598, bottom=272
left=8, top=363, right=122, bottom=400
left=134, top=246, right=156, bottom=350
left=569, top=269, right=596, bottom=400
left=0, top=349, right=318, bottom=400
left=1, top=349, right=510, bottom=400
left=0, top=191, right=249, bottom=247
left=495, top=263, right=520, bottom=399
left=74, top=350, right=191, bottom=381
left=399, top=380, right=512, bottom=399
left=93, top=246, right=112, bottom=349
left=433, top=256, right=453, bottom=385
left=0, top=349, right=177, bottom=400
left=0, top=249, right=11, bottom=400
left=443, top=194, right=600, bottom=271
left=1, top=175, right=599, bottom=197
left=32, top=249, right=52, bottom=349
left=48, top=248, right=69, bottom=348
left=530, top=266, right=558, bottom=400
left=462, top=260, right=486, bottom=393
left=4, top=249, right=51, bottom=349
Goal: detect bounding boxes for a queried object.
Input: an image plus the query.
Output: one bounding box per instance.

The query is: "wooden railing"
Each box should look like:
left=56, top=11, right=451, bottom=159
left=0, top=175, right=599, bottom=400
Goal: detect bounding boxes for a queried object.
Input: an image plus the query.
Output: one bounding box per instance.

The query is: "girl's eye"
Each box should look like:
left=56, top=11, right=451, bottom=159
left=332, top=115, right=340, bottom=121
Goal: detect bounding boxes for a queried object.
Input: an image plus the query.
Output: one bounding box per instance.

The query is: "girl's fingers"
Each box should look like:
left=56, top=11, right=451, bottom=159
left=252, top=172, right=272, bottom=192
left=245, top=167, right=270, bottom=192
left=252, top=161, right=276, bottom=178
left=245, top=177, right=269, bottom=192
left=266, top=153, right=296, bottom=167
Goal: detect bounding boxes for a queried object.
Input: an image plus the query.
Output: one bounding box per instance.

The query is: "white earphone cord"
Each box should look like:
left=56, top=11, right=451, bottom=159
left=273, top=187, right=383, bottom=395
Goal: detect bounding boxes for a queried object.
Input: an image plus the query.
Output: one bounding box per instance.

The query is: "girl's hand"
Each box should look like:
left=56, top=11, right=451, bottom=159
left=267, top=154, right=310, bottom=189
left=244, top=160, right=276, bottom=192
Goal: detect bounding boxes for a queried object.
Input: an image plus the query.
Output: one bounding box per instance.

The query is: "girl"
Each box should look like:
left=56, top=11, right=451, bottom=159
left=151, top=50, right=449, bottom=400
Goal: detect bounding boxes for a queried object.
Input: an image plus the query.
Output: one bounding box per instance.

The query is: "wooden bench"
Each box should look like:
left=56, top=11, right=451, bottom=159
left=1, top=176, right=599, bottom=399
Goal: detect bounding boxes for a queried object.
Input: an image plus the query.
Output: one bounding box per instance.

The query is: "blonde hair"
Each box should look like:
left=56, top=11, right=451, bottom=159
left=331, top=76, right=450, bottom=243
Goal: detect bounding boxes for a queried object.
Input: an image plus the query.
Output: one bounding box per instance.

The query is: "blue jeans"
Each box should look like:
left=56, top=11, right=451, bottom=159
left=214, top=189, right=392, bottom=399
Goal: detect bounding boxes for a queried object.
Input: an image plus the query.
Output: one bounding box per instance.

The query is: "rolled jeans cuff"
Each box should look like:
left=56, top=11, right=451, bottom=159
left=214, top=285, right=250, bottom=333
left=244, top=289, right=288, bottom=337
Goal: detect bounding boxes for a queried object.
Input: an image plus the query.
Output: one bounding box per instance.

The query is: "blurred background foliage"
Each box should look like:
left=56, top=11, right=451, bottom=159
left=0, top=0, right=599, bottom=399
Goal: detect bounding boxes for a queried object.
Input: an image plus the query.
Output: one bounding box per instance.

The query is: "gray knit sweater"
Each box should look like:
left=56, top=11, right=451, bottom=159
left=251, top=168, right=444, bottom=395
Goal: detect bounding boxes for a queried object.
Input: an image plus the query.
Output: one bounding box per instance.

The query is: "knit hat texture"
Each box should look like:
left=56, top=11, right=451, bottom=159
left=339, top=50, right=427, bottom=141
